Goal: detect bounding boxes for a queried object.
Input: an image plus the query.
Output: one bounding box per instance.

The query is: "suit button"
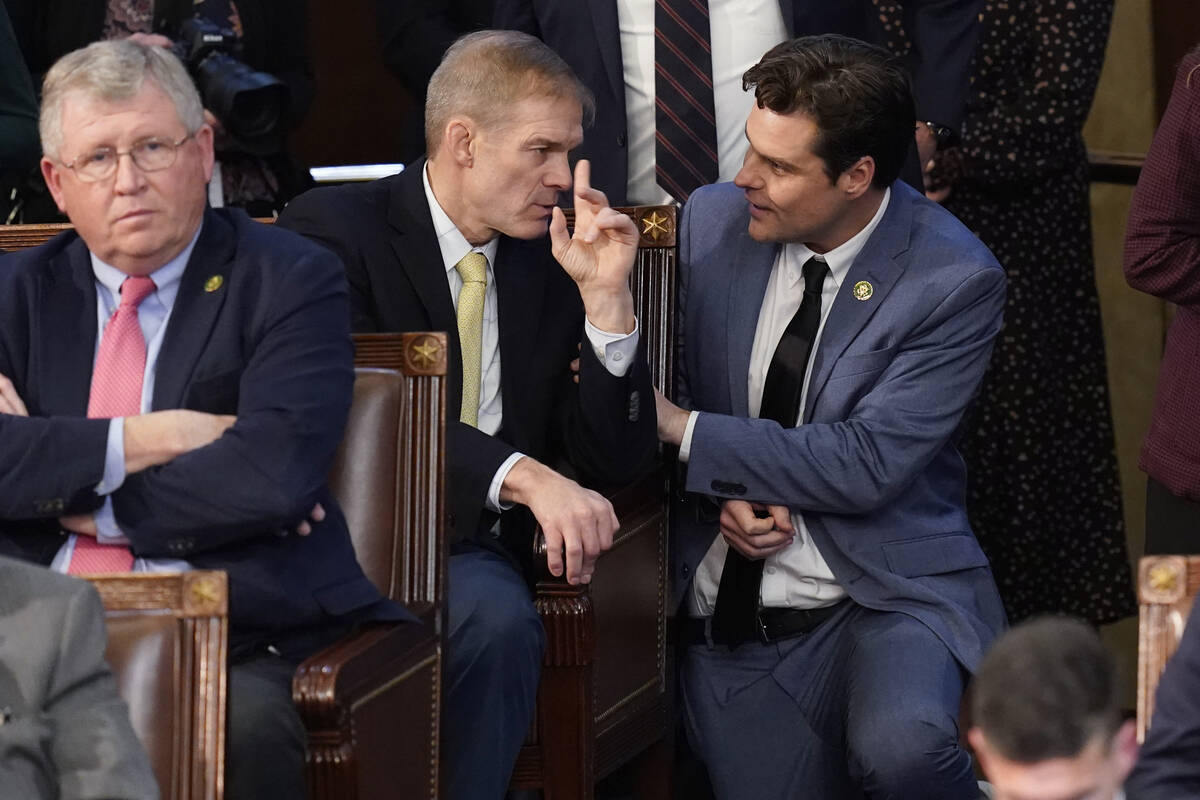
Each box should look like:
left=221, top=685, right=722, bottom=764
left=682, top=563, right=690, bottom=577
left=616, top=133, right=627, bottom=147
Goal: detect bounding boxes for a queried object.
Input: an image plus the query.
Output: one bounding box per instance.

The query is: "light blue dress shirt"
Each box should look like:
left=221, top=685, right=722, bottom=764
left=50, top=227, right=202, bottom=573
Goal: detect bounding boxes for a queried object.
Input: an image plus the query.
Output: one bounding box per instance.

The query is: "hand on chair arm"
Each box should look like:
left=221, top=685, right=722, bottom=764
left=501, top=456, right=618, bottom=586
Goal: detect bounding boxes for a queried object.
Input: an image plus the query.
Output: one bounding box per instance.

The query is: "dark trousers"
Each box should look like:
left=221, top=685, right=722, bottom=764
left=224, top=621, right=360, bottom=799
left=682, top=603, right=977, bottom=800
left=1146, top=477, right=1200, bottom=555
left=443, top=544, right=545, bottom=800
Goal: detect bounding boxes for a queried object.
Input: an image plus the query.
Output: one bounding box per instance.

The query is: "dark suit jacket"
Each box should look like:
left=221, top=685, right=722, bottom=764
left=674, top=182, right=1006, bottom=672
left=0, top=208, right=409, bottom=638
left=0, top=555, right=158, bottom=800
left=1127, top=607, right=1200, bottom=798
left=277, top=162, right=657, bottom=571
left=494, top=0, right=983, bottom=204
left=1124, top=49, right=1200, bottom=501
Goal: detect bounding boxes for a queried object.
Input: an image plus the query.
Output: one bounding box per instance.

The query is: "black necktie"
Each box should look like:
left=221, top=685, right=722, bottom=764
left=710, top=257, right=830, bottom=646
left=654, top=0, right=718, bottom=202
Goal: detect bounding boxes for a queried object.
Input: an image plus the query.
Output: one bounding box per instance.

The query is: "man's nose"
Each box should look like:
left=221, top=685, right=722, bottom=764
left=547, top=153, right=572, bottom=191
left=112, top=151, right=148, bottom=194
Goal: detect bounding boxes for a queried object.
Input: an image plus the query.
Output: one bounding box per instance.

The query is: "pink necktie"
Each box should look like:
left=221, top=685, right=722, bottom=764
left=67, top=276, right=157, bottom=575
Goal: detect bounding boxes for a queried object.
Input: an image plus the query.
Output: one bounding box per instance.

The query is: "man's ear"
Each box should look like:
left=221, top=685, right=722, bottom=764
left=445, top=117, right=476, bottom=168
left=1112, top=719, right=1138, bottom=782
left=40, top=157, right=69, bottom=215
left=968, top=728, right=994, bottom=772
left=838, top=155, right=875, bottom=198
left=194, top=123, right=215, bottom=184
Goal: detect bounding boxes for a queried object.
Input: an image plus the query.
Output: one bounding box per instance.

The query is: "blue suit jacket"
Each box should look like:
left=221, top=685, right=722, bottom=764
left=0, top=208, right=409, bottom=636
left=673, top=181, right=1006, bottom=671
left=494, top=0, right=983, bottom=204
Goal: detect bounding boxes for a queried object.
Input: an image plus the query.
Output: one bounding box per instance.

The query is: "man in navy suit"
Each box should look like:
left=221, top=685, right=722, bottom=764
left=653, top=36, right=1007, bottom=797
left=494, top=0, right=982, bottom=203
left=0, top=40, right=408, bottom=799
left=279, top=30, right=657, bottom=799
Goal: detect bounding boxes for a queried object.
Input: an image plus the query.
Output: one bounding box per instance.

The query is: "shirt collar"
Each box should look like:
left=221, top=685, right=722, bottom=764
left=423, top=162, right=500, bottom=275
left=781, top=186, right=891, bottom=291
left=90, top=222, right=202, bottom=309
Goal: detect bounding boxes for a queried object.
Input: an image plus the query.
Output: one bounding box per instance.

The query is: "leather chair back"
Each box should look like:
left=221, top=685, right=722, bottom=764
left=90, top=571, right=228, bottom=800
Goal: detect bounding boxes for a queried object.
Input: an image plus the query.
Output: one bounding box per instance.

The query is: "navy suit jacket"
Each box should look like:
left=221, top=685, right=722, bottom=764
left=277, top=162, right=657, bottom=573
left=0, top=208, right=408, bottom=636
left=673, top=181, right=1006, bottom=672
left=1127, top=608, right=1200, bottom=798
left=493, top=0, right=983, bottom=204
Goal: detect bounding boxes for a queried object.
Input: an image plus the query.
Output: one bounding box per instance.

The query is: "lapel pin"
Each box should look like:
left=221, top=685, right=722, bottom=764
left=852, top=280, right=873, bottom=301
left=204, top=275, right=224, bottom=293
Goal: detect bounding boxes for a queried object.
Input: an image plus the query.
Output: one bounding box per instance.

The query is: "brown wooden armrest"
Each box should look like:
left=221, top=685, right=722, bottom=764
left=295, top=621, right=440, bottom=800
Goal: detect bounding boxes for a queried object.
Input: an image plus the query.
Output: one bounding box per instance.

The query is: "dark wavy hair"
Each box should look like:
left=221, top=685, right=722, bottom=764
left=743, top=35, right=914, bottom=188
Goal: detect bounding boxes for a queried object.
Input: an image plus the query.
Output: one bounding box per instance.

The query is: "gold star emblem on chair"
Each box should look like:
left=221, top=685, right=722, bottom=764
left=641, top=209, right=672, bottom=243
left=410, top=336, right=442, bottom=370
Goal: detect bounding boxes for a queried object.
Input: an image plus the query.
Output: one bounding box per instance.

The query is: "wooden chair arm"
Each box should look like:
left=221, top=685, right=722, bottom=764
left=294, top=622, right=441, bottom=800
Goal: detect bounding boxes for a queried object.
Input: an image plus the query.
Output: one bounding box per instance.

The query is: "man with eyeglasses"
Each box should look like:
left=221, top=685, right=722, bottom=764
left=0, top=39, right=410, bottom=799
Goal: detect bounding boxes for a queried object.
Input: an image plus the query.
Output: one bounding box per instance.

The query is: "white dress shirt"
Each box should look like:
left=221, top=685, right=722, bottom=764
left=616, top=0, right=788, bottom=204
left=683, top=189, right=892, bottom=615
left=422, top=165, right=641, bottom=511
left=50, top=226, right=202, bottom=574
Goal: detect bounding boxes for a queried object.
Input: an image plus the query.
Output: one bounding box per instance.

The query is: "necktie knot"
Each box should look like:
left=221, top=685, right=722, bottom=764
left=119, top=276, right=157, bottom=309
left=802, top=258, right=829, bottom=297
left=455, top=252, right=488, bottom=286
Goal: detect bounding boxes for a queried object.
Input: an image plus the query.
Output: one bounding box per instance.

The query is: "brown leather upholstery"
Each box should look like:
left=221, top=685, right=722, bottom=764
left=519, top=206, right=676, bottom=799
left=89, top=571, right=229, bottom=800
left=1137, top=555, right=1200, bottom=742
left=296, top=339, right=448, bottom=800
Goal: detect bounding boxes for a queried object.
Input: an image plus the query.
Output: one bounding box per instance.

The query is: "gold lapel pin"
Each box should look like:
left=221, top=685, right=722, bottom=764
left=204, top=275, right=224, bottom=293
left=852, top=280, right=873, bottom=301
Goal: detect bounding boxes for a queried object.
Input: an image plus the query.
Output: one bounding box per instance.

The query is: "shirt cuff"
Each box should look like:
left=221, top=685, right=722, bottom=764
left=94, top=417, right=128, bottom=495
left=678, top=411, right=700, bottom=463
left=487, top=452, right=527, bottom=512
left=93, top=498, right=130, bottom=544
left=584, top=316, right=640, bottom=377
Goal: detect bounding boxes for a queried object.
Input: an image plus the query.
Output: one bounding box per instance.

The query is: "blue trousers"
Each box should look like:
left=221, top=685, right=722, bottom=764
left=443, top=545, right=545, bottom=800
left=682, top=603, right=978, bottom=800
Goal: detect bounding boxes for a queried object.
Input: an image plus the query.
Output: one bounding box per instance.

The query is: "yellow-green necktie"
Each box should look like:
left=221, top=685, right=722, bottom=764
left=455, top=251, right=488, bottom=427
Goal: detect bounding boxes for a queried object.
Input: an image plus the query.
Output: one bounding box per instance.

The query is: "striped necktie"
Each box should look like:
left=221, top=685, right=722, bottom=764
left=655, top=0, right=719, bottom=202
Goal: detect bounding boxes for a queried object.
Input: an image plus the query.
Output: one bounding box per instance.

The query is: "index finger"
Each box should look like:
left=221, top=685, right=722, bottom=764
left=0, top=374, right=29, bottom=416
left=573, top=159, right=608, bottom=209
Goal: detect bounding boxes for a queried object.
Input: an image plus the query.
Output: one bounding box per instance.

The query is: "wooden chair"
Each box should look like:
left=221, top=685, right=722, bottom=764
left=511, top=205, right=677, bottom=799
left=297, top=339, right=449, bottom=800
left=1136, top=554, right=1200, bottom=742
left=88, top=570, right=229, bottom=800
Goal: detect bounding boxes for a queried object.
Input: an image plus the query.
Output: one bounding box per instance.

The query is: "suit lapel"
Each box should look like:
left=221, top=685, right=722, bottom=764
left=494, top=235, right=547, bottom=439
left=803, top=186, right=911, bottom=419
left=389, top=162, right=463, bottom=417
left=725, top=232, right=778, bottom=417
left=153, top=209, right=233, bottom=410
left=37, top=239, right=97, bottom=416
left=588, top=0, right=625, bottom=108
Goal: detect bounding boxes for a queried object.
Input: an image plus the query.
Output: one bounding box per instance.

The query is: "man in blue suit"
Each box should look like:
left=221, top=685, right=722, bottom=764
left=654, top=36, right=1007, bottom=798
left=0, top=40, right=408, bottom=799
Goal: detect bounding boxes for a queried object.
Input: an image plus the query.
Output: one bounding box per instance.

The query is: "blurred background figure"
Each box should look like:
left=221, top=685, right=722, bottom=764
left=493, top=0, right=983, bottom=204
left=878, top=0, right=1135, bottom=626
left=0, top=0, right=41, bottom=224
left=375, top=0, right=492, bottom=164
left=1123, top=45, right=1200, bottom=557
left=4, top=0, right=314, bottom=219
left=970, top=617, right=1136, bottom=800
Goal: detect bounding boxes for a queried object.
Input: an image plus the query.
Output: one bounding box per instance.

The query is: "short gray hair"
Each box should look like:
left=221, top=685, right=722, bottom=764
left=425, top=29, right=594, bottom=157
left=40, top=39, right=204, bottom=161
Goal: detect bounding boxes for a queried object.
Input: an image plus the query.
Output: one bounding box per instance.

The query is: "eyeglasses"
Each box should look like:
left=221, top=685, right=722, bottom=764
left=61, top=133, right=194, bottom=182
